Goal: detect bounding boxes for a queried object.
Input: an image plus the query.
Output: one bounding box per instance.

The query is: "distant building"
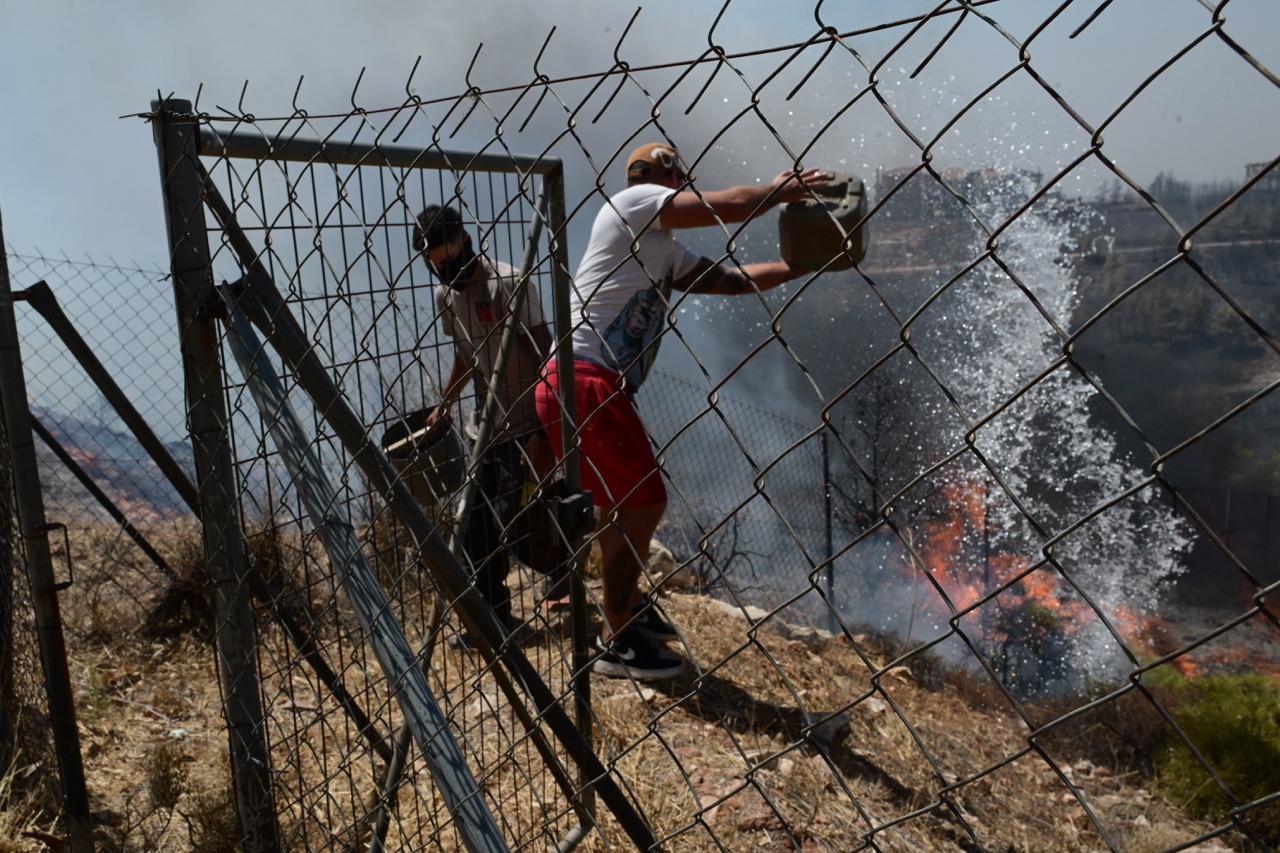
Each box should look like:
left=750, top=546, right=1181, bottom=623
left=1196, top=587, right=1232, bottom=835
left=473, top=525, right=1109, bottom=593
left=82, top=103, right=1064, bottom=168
left=1245, top=162, right=1279, bottom=194
left=875, top=165, right=967, bottom=219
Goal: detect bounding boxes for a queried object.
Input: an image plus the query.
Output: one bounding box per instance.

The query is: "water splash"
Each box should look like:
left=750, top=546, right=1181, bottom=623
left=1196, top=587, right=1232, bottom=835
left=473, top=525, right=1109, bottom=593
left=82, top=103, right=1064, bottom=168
left=904, top=168, right=1195, bottom=693
left=658, top=123, right=1195, bottom=697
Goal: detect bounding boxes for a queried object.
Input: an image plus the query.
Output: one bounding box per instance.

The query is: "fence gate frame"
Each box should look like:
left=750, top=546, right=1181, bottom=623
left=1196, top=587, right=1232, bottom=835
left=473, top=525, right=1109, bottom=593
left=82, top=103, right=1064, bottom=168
left=150, top=96, right=661, bottom=852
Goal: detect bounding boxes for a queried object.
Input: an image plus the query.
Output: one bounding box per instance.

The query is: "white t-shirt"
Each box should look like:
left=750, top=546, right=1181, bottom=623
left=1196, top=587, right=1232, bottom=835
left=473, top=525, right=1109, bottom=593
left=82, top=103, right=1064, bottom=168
left=569, top=183, right=702, bottom=390
left=436, top=256, right=546, bottom=439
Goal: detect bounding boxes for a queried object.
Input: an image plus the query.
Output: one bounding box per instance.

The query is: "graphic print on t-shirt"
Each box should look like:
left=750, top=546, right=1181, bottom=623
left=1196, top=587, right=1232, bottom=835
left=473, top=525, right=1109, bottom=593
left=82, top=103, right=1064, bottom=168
left=601, top=282, right=665, bottom=387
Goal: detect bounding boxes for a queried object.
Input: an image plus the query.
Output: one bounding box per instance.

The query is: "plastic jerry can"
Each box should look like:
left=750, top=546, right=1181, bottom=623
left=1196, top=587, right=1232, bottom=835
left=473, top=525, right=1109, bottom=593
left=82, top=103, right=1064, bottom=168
left=778, top=170, right=868, bottom=272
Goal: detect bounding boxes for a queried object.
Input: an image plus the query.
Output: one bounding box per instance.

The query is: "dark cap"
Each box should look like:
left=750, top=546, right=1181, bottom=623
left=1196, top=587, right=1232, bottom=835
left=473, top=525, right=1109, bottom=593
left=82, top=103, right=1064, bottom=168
left=412, top=205, right=466, bottom=253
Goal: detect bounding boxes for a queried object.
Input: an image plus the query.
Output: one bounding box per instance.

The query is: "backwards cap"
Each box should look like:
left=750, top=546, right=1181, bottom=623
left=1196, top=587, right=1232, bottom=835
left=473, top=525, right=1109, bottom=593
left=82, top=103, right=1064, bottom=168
left=625, top=142, right=686, bottom=183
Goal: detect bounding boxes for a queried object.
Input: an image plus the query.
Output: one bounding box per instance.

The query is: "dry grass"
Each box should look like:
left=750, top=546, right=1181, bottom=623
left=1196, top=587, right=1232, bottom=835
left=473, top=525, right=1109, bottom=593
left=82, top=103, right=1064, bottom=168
left=0, top=753, right=57, bottom=853
left=2, top=518, right=1255, bottom=852
left=581, top=593, right=1236, bottom=853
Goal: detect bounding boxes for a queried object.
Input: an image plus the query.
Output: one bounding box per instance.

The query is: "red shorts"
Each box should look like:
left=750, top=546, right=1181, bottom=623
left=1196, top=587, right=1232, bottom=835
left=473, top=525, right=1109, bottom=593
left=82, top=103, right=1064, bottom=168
left=535, top=360, right=667, bottom=509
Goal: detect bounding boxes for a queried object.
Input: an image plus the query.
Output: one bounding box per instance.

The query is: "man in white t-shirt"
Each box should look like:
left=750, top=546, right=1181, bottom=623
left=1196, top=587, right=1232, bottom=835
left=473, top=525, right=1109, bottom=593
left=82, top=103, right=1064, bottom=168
left=414, top=204, right=554, bottom=643
left=536, top=142, right=829, bottom=680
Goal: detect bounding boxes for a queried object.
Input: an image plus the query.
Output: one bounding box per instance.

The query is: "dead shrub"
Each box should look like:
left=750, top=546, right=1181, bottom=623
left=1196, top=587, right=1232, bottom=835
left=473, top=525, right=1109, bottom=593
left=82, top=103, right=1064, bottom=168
left=1034, top=685, right=1173, bottom=776
left=182, top=783, right=241, bottom=853
left=143, top=741, right=189, bottom=813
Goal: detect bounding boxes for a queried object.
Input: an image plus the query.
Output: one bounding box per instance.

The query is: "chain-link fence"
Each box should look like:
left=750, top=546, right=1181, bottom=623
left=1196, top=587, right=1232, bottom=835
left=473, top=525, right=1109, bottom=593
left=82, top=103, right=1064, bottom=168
left=0, top=301, right=59, bottom=819
left=2, top=251, right=193, bottom=683
left=0, top=249, right=195, bottom=845
left=4, top=1, right=1280, bottom=850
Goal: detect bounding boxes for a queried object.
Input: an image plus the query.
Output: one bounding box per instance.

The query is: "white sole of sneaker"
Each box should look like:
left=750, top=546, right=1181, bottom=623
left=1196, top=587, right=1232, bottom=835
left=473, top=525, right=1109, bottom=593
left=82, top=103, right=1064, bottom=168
left=593, top=657, right=686, bottom=680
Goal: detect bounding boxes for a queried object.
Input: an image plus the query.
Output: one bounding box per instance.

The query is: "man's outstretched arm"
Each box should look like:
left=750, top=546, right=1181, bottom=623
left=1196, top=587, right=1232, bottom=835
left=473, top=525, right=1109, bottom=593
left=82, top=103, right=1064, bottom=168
left=659, top=167, right=831, bottom=230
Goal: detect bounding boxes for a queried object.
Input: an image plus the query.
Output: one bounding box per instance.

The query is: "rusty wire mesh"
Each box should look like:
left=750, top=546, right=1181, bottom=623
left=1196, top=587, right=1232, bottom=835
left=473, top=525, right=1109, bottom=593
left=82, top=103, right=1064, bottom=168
left=3, top=0, right=1280, bottom=850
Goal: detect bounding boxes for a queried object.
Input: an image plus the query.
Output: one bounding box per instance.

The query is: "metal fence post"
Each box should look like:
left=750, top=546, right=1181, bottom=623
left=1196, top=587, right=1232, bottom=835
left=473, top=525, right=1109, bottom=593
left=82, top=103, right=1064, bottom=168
left=0, top=212, right=96, bottom=851
left=20, top=280, right=198, bottom=510
left=151, top=98, right=281, bottom=852
left=542, top=164, right=600, bottom=831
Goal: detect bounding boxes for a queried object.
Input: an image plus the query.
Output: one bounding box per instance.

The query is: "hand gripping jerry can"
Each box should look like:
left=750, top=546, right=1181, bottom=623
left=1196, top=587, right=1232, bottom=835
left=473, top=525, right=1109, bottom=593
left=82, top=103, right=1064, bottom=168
left=778, top=170, right=868, bottom=272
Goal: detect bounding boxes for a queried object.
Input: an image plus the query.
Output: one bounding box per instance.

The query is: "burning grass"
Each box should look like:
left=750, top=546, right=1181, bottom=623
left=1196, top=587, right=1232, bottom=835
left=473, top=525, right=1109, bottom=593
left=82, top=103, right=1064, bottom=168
left=3, top=518, right=1269, bottom=851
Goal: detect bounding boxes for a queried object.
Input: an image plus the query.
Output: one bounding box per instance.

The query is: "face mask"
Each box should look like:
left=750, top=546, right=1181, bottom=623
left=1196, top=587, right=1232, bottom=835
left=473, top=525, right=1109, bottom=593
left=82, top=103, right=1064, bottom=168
left=433, top=240, right=477, bottom=290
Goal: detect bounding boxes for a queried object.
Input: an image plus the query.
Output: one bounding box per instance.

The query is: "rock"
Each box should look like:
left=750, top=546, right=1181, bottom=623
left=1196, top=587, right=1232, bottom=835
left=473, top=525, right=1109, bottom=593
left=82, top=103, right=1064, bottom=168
left=804, top=711, right=852, bottom=753
left=702, top=597, right=834, bottom=649
left=885, top=665, right=914, bottom=682
left=744, top=749, right=781, bottom=772
left=648, top=539, right=691, bottom=589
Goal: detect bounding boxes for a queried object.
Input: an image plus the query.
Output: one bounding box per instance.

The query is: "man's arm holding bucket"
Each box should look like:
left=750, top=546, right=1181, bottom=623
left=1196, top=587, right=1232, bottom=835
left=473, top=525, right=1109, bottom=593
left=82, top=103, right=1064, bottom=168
left=520, top=315, right=557, bottom=478
left=426, top=343, right=473, bottom=438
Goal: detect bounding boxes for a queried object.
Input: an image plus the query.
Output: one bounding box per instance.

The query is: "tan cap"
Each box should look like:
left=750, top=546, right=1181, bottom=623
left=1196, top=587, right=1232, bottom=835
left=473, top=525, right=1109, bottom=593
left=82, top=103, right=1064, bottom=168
left=625, top=142, right=686, bottom=182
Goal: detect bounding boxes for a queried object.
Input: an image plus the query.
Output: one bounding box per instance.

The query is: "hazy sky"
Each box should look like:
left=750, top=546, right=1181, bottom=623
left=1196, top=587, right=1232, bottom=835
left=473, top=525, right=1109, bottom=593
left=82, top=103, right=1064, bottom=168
left=2, top=0, right=1277, bottom=266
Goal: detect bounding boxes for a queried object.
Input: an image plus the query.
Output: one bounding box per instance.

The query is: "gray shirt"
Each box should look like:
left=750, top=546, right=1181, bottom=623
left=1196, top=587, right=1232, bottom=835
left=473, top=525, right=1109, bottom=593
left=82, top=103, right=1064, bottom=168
left=435, top=256, right=547, bottom=440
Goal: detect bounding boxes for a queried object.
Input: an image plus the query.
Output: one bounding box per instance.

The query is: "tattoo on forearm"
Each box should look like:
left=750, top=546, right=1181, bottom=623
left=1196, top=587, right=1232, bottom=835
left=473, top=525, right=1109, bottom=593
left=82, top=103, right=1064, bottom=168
left=679, top=262, right=752, bottom=295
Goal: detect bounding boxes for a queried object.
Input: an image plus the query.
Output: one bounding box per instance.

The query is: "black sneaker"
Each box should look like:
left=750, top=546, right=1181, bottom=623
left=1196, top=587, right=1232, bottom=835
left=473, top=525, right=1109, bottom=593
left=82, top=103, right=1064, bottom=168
left=631, top=599, right=678, bottom=644
left=594, top=628, right=686, bottom=681
left=539, top=564, right=571, bottom=601
left=539, top=571, right=572, bottom=615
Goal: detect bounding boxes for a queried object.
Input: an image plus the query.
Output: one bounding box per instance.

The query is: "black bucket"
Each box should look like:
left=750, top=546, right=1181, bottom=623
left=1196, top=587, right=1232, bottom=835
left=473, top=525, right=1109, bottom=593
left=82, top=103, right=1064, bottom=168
left=380, top=408, right=467, bottom=507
